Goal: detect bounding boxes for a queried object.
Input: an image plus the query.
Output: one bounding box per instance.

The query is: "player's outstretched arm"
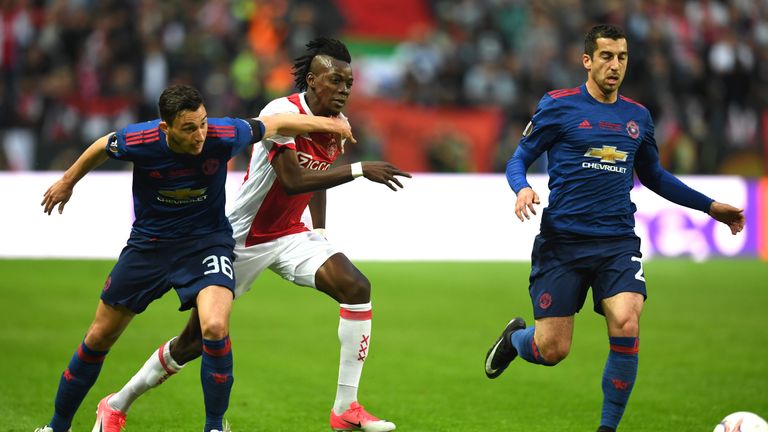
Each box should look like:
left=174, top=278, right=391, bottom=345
left=272, top=149, right=411, bottom=195
left=41, top=134, right=111, bottom=215
left=708, top=202, right=745, bottom=235
left=514, top=187, right=541, bottom=222
left=258, top=113, right=356, bottom=144
left=357, top=161, right=412, bottom=191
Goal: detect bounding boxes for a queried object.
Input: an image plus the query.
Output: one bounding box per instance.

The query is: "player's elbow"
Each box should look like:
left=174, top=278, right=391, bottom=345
left=635, top=172, right=656, bottom=191
left=284, top=188, right=306, bottom=196
left=280, top=176, right=312, bottom=195
left=505, top=153, right=521, bottom=175
left=635, top=164, right=664, bottom=189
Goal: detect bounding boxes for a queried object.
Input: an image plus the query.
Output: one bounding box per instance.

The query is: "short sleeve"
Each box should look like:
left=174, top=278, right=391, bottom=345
left=256, top=97, right=302, bottom=152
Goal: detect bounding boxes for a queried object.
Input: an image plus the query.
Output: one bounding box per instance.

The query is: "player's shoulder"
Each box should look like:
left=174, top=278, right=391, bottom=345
left=206, top=117, right=242, bottom=141
left=260, top=94, right=303, bottom=116
left=118, top=119, right=161, bottom=145
left=618, top=95, right=652, bottom=125
left=531, top=87, right=580, bottom=120
left=539, top=86, right=584, bottom=109
left=618, top=94, right=646, bottom=109
left=207, top=116, right=239, bottom=126
left=120, top=119, right=160, bottom=135
left=618, top=94, right=650, bottom=115
left=545, top=87, right=582, bottom=100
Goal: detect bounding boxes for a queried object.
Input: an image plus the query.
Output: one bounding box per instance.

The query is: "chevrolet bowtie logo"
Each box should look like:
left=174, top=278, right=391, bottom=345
left=158, top=188, right=207, bottom=199
left=584, top=146, right=628, bottom=164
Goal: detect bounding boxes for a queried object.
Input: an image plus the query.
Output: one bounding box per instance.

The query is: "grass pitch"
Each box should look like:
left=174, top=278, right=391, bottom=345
left=1, top=259, right=766, bottom=431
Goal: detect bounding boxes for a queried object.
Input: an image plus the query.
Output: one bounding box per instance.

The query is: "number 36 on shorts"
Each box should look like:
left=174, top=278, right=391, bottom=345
left=203, top=255, right=234, bottom=279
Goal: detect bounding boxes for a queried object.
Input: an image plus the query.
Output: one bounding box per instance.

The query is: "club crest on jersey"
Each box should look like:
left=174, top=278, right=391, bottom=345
left=522, top=121, right=533, bottom=137
left=327, top=140, right=338, bottom=158
left=626, top=120, right=640, bottom=139
left=157, top=187, right=208, bottom=204
left=297, top=151, right=331, bottom=171
left=202, top=158, right=220, bottom=175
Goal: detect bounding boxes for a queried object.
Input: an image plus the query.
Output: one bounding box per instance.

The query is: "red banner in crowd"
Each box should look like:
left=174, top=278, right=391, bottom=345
left=335, top=0, right=433, bottom=40
left=348, top=97, right=503, bottom=172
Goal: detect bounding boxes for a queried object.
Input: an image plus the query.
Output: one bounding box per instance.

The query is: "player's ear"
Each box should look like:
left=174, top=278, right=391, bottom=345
left=159, top=121, right=169, bottom=134
left=583, top=53, right=592, bottom=71
left=306, top=72, right=315, bottom=89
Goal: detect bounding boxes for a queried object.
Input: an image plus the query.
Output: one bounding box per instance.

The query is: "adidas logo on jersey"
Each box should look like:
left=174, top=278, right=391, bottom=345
left=578, top=119, right=592, bottom=129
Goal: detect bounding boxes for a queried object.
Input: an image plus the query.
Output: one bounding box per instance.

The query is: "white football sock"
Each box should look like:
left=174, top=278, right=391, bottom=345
left=108, top=337, right=185, bottom=412
left=333, top=302, right=372, bottom=414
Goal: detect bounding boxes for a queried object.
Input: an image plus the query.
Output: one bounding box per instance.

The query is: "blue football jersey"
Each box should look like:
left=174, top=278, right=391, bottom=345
left=106, top=117, right=260, bottom=238
left=507, top=84, right=711, bottom=237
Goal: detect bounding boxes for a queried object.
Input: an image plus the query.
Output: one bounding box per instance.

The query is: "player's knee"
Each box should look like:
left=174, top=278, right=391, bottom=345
left=538, top=340, right=571, bottom=364
left=85, top=324, right=121, bottom=351
left=340, top=274, right=371, bottom=304
left=611, top=315, right=640, bottom=337
left=200, top=319, right=229, bottom=340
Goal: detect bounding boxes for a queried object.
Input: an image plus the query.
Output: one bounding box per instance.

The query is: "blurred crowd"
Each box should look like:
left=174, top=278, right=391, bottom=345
left=1, top=0, right=766, bottom=175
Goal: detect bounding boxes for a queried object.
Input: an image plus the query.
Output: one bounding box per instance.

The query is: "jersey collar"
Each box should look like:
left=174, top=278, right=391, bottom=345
left=299, top=92, right=315, bottom=116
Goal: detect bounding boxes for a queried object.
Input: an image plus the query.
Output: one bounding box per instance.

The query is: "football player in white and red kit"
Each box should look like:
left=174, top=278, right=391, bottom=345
left=93, top=38, right=408, bottom=432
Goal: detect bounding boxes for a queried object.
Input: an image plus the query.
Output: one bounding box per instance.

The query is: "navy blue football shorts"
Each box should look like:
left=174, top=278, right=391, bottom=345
left=528, top=234, right=647, bottom=319
left=101, top=231, right=236, bottom=313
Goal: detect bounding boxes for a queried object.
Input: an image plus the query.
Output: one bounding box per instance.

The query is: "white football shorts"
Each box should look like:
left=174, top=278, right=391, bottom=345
left=233, top=230, right=342, bottom=298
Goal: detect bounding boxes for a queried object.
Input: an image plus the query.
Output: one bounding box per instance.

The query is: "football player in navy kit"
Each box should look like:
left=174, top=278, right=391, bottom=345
left=85, top=39, right=406, bottom=432
left=484, top=25, right=745, bottom=432
left=36, top=84, right=354, bottom=432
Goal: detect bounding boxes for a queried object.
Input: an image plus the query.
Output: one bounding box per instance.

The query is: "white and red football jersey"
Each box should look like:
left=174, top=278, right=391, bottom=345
left=228, top=93, right=345, bottom=247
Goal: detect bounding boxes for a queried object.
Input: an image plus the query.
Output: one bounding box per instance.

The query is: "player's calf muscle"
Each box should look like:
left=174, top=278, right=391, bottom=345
left=171, top=330, right=204, bottom=364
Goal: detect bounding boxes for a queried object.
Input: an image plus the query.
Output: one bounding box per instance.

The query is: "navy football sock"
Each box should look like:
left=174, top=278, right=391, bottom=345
left=600, top=336, right=639, bottom=429
left=510, top=326, right=554, bottom=366
left=201, top=336, right=233, bottom=432
left=49, top=341, right=108, bottom=432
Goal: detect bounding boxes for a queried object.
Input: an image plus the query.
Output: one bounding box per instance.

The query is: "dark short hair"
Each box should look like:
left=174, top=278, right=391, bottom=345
left=158, top=85, right=204, bottom=125
left=584, top=24, right=626, bottom=57
left=292, top=37, right=352, bottom=92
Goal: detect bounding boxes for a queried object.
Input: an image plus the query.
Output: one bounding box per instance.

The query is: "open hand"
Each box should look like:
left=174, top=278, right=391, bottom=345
left=361, top=162, right=411, bottom=191
left=41, top=179, right=74, bottom=215
left=515, top=187, right=540, bottom=222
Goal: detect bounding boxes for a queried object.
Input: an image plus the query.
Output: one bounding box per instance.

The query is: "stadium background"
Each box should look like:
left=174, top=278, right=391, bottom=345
left=1, top=1, right=766, bottom=431
left=0, top=0, right=767, bottom=175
